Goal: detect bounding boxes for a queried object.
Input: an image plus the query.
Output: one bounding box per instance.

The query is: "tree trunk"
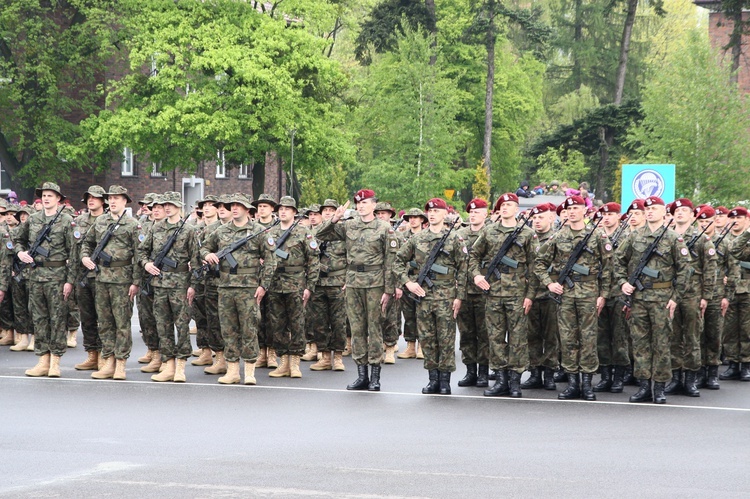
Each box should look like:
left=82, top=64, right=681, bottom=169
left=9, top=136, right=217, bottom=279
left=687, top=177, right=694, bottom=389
left=613, top=0, right=638, bottom=105
left=729, top=8, right=743, bottom=86
left=573, top=0, right=583, bottom=90
left=483, top=24, right=496, bottom=190
left=425, top=0, right=438, bottom=66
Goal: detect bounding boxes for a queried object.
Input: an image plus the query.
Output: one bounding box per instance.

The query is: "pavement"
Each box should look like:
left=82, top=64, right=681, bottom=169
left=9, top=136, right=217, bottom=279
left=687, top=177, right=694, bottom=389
left=1, top=318, right=750, bottom=497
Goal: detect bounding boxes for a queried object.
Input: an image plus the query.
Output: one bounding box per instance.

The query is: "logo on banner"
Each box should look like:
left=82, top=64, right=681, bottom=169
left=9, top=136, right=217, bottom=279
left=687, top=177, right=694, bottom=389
left=632, top=169, right=665, bottom=199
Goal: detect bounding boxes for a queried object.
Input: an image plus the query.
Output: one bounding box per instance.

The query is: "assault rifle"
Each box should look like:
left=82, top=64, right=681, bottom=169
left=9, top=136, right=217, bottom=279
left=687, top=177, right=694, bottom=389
left=141, top=217, right=189, bottom=296
left=548, top=218, right=602, bottom=305
left=273, top=216, right=303, bottom=260
left=13, top=207, right=64, bottom=283
left=619, top=224, right=670, bottom=308
left=77, top=212, right=126, bottom=287
left=482, top=214, right=529, bottom=294
left=685, top=221, right=712, bottom=258
left=715, top=222, right=736, bottom=258
left=193, top=220, right=280, bottom=281
left=409, top=219, right=460, bottom=303
left=611, top=213, right=633, bottom=249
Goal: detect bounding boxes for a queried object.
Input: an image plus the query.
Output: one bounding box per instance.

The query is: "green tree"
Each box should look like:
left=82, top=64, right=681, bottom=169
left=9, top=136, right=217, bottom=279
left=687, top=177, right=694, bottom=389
left=299, top=163, right=349, bottom=206
left=534, top=146, right=587, bottom=187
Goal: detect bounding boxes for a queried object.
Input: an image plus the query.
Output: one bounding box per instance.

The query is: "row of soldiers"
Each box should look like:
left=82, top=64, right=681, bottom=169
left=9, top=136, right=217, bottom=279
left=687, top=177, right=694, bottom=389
left=1, top=182, right=749, bottom=404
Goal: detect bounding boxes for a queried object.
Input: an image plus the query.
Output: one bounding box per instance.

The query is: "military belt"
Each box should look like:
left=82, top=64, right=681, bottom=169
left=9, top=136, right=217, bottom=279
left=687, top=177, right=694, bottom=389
left=549, top=273, right=597, bottom=283
left=276, top=266, right=305, bottom=273
left=348, top=264, right=381, bottom=272
left=35, top=260, right=66, bottom=268
left=320, top=269, right=346, bottom=277
left=642, top=281, right=672, bottom=290
left=104, top=260, right=131, bottom=268
left=220, top=267, right=259, bottom=276
left=162, top=264, right=189, bottom=273
left=429, top=273, right=454, bottom=281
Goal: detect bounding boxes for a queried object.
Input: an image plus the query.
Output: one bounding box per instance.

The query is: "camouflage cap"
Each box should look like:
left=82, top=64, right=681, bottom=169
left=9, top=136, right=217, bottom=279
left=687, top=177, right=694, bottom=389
left=228, top=193, right=254, bottom=210
left=321, top=198, right=339, bottom=209
left=252, top=193, right=277, bottom=208
left=81, top=185, right=107, bottom=203
left=35, top=181, right=66, bottom=201
left=215, top=194, right=233, bottom=208
left=307, top=204, right=322, bottom=214
left=104, top=185, right=132, bottom=203
left=276, top=195, right=298, bottom=212
left=4, top=203, right=20, bottom=213
left=402, top=207, right=427, bottom=222
left=0, top=199, right=7, bottom=212
left=139, top=192, right=157, bottom=205
left=20, top=206, right=35, bottom=216
left=374, top=201, right=396, bottom=216
left=197, top=194, right=220, bottom=208
left=160, top=191, right=183, bottom=208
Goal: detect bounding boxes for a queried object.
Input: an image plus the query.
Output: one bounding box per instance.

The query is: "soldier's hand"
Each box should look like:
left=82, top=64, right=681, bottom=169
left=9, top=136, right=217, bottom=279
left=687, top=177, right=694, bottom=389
left=700, top=299, right=708, bottom=317
left=255, top=286, right=266, bottom=305
left=145, top=262, right=161, bottom=276
left=473, top=275, right=490, bottom=291
left=452, top=299, right=462, bottom=318
left=721, top=298, right=730, bottom=317
left=128, top=285, right=139, bottom=301
left=394, top=288, right=403, bottom=300
left=723, top=276, right=728, bottom=286
left=621, top=282, right=635, bottom=295
left=547, top=282, right=564, bottom=295
left=303, top=288, right=311, bottom=307
left=523, top=298, right=532, bottom=315
left=82, top=256, right=96, bottom=270
left=187, top=286, right=196, bottom=306
left=0, top=290, right=5, bottom=304
left=405, top=281, right=425, bottom=298
left=62, top=283, right=73, bottom=301
left=666, top=299, right=677, bottom=319
left=333, top=201, right=350, bottom=223
left=596, top=296, right=605, bottom=316
left=380, top=293, right=390, bottom=314
left=205, top=253, right=220, bottom=265
left=18, top=251, right=34, bottom=264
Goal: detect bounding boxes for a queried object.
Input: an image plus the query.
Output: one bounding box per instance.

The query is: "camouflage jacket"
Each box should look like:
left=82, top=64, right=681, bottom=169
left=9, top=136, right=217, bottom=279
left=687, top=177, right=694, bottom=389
left=267, top=223, right=319, bottom=294
left=194, top=219, right=223, bottom=286
left=528, top=229, right=555, bottom=299
left=614, top=225, right=691, bottom=303
left=0, top=222, right=13, bottom=292
left=711, top=233, right=735, bottom=301
left=11, top=209, right=75, bottom=284
left=394, top=226, right=468, bottom=301
left=315, top=217, right=398, bottom=292
left=468, top=221, right=535, bottom=299
left=534, top=224, right=613, bottom=300
left=137, top=218, right=197, bottom=289
left=679, top=227, right=717, bottom=300
left=314, top=226, right=347, bottom=287
left=728, top=230, right=750, bottom=296
left=70, top=212, right=102, bottom=285
left=81, top=213, right=143, bottom=286
left=200, top=220, right=275, bottom=290
left=456, top=224, right=486, bottom=296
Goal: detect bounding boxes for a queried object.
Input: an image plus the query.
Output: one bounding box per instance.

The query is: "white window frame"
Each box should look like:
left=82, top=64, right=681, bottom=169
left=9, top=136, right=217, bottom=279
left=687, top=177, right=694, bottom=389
left=216, top=150, right=227, bottom=178
left=150, top=162, right=165, bottom=177
left=121, top=147, right=134, bottom=176
left=0, top=160, right=10, bottom=195
left=238, top=163, right=250, bottom=179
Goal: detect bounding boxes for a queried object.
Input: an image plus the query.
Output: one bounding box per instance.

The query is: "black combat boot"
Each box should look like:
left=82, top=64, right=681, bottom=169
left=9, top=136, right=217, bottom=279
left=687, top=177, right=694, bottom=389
left=483, top=369, right=509, bottom=397
left=520, top=367, right=543, bottom=389
left=368, top=365, right=381, bottom=391
left=457, top=363, right=477, bottom=387
left=683, top=370, right=700, bottom=397
left=543, top=367, right=556, bottom=390
left=558, top=373, right=581, bottom=400
left=476, top=365, right=490, bottom=387
left=629, top=378, right=652, bottom=403
left=488, top=369, right=497, bottom=381
left=610, top=365, right=625, bottom=393
left=653, top=381, right=666, bottom=404
left=720, top=361, right=740, bottom=380
left=581, top=373, right=596, bottom=401
left=706, top=366, right=720, bottom=389
left=508, top=371, right=522, bottom=398
left=346, top=364, right=369, bottom=390
left=695, top=367, right=706, bottom=389
left=741, top=364, right=750, bottom=382
left=553, top=367, right=567, bottom=383
left=623, top=363, right=638, bottom=386
left=422, top=369, right=440, bottom=394
left=439, top=371, right=452, bottom=395
left=664, top=369, right=683, bottom=395
left=593, top=365, right=612, bottom=392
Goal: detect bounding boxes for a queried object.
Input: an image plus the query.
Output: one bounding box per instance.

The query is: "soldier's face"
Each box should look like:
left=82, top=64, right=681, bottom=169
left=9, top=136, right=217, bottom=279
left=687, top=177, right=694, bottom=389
left=731, top=216, right=747, bottom=233
left=88, top=196, right=105, bottom=213
left=628, top=210, right=644, bottom=226
left=698, top=217, right=714, bottom=235
left=357, top=198, right=376, bottom=217
left=217, top=205, right=231, bottom=221
left=566, top=204, right=584, bottom=222
left=601, top=211, right=620, bottom=229
left=468, top=208, right=487, bottom=226
left=558, top=209, right=568, bottom=221
left=151, top=204, right=166, bottom=220
left=107, top=194, right=127, bottom=214
left=375, top=210, right=391, bottom=222
left=308, top=212, right=322, bottom=225
left=257, top=203, right=274, bottom=219
left=231, top=203, right=250, bottom=221
left=41, top=191, right=60, bottom=210
left=673, top=206, right=693, bottom=224
left=321, top=207, right=336, bottom=221
left=406, top=217, right=423, bottom=229
left=499, top=201, right=518, bottom=220
left=19, top=212, right=29, bottom=223
left=164, top=203, right=179, bottom=218
left=278, top=206, right=296, bottom=222
left=202, top=202, right=217, bottom=219
left=645, top=205, right=665, bottom=222
left=532, top=213, right=551, bottom=233
left=715, top=213, right=728, bottom=229
left=427, top=208, right=446, bottom=225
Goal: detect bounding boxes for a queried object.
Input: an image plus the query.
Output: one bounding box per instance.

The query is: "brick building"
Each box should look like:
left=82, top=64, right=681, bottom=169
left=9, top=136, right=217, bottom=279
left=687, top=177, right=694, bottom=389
left=695, top=1, right=750, bottom=95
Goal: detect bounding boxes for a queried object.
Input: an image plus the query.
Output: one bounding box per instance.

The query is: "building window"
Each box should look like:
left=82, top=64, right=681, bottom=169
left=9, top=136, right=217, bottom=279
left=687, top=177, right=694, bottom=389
left=238, top=162, right=251, bottom=179
left=121, top=147, right=135, bottom=176
left=150, top=162, right=165, bottom=177
left=0, top=160, right=10, bottom=194
left=216, top=150, right=226, bottom=178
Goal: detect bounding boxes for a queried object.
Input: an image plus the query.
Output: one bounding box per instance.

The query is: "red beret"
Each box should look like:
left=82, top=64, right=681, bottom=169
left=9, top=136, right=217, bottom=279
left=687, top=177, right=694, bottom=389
left=494, top=193, right=519, bottom=211
left=644, top=196, right=665, bottom=207
left=669, top=198, right=693, bottom=214
left=600, top=202, right=621, bottom=214
left=696, top=205, right=716, bottom=219
left=620, top=213, right=630, bottom=222
left=591, top=210, right=603, bottom=220
left=530, top=203, right=552, bottom=216
left=729, top=207, right=748, bottom=218
left=425, top=198, right=448, bottom=211
left=627, top=199, right=645, bottom=213
left=466, top=198, right=488, bottom=211
left=715, top=206, right=730, bottom=215
left=556, top=203, right=566, bottom=216
left=564, top=195, right=585, bottom=207
left=354, top=189, right=376, bottom=202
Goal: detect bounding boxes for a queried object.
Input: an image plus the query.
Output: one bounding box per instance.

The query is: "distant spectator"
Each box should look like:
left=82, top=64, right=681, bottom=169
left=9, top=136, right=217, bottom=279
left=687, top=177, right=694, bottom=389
left=532, top=182, right=547, bottom=195
left=580, top=188, right=594, bottom=208
left=33, top=199, right=43, bottom=211
left=516, top=180, right=535, bottom=198
left=7, top=191, right=18, bottom=204
left=548, top=181, right=564, bottom=196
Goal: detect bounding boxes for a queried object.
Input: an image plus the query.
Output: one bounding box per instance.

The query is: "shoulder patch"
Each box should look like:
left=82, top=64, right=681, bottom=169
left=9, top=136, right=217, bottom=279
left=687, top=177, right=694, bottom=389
left=306, top=233, right=313, bottom=239
left=390, top=240, right=397, bottom=248
left=388, top=229, right=395, bottom=234
left=677, top=237, right=684, bottom=243
left=74, top=230, right=81, bottom=239
left=605, top=243, right=612, bottom=252
left=138, top=234, right=146, bottom=242
left=708, top=248, right=716, bottom=256
left=680, top=248, right=689, bottom=256
left=462, top=246, right=468, bottom=254
left=137, top=225, right=142, bottom=230
left=310, top=240, right=318, bottom=249
left=6, top=241, right=13, bottom=250
left=267, top=237, right=275, bottom=246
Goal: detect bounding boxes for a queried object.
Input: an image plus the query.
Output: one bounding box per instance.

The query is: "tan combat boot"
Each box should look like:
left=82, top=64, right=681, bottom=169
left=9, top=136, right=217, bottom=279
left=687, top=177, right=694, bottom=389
left=343, top=337, right=352, bottom=356
left=113, top=359, right=127, bottom=380
left=191, top=348, right=213, bottom=366
left=75, top=350, right=99, bottom=370
left=397, top=341, right=416, bottom=359
left=311, top=351, right=332, bottom=371
left=191, top=348, right=201, bottom=357
left=67, top=330, right=77, bottom=348
left=138, top=349, right=154, bottom=364
left=0, top=329, right=13, bottom=346
left=269, top=354, right=290, bottom=377
left=384, top=345, right=396, bottom=364
left=204, top=350, right=227, bottom=375
left=98, top=353, right=106, bottom=370
left=301, top=343, right=318, bottom=361
left=48, top=355, right=62, bottom=378
left=218, top=361, right=240, bottom=384
left=173, top=358, right=187, bottom=382
left=92, top=356, right=115, bottom=379
left=256, top=347, right=268, bottom=368
left=333, top=351, right=346, bottom=371
left=141, top=350, right=162, bottom=373
left=266, top=347, right=278, bottom=369
left=25, top=354, right=51, bottom=377
left=151, top=358, right=175, bottom=382
left=289, top=355, right=302, bottom=378
left=10, top=334, right=29, bottom=352
left=26, top=334, right=34, bottom=351
left=244, top=361, right=257, bottom=385
left=416, top=342, right=424, bottom=359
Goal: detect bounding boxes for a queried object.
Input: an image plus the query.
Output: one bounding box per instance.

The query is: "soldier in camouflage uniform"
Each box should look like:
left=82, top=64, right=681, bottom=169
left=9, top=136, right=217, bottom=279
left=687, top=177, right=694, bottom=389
left=469, top=193, right=535, bottom=398
left=615, top=196, right=692, bottom=404
left=264, top=196, right=319, bottom=379
left=0, top=201, right=15, bottom=344
left=308, top=199, right=348, bottom=371
left=136, top=194, right=163, bottom=373
left=316, top=189, right=399, bottom=391
left=81, top=186, right=142, bottom=380
left=397, top=208, right=427, bottom=360
left=374, top=201, right=401, bottom=364
left=395, top=198, right=467, bottom=395
left=3, top=206, right=35, bottom=351
left=252, top=193, right=278, bottom=368
left=13, top=182, right=75, bottom=378
left=719, top=207, right=745, bottom=381
left=535, top=196, right=612, bottom=401
left=301, top=203, right=323, bottom=361
left=455, top=198, right=491, bottom=387
left=138, top=191, right=198, bottom=383
left=725, top=207, right=750, bottom=381
left=201, top=193, right=276, bottom=385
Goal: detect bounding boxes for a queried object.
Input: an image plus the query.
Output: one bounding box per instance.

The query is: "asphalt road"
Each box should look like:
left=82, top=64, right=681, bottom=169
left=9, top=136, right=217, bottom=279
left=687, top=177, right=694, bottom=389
left=2, top=323, right=750, bottom=497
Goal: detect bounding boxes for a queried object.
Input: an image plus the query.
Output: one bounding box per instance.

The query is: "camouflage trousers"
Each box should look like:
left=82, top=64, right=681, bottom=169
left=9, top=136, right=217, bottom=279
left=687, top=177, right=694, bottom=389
left=485, top=296, right=529, bottom=374
left=346, top=286, right=385, bottom=366
left=526, top=297, right=559, bottom=369
left=95, top=282, right=134, bottom=360
left=401, top=297, right=418, bottom=343
left=723, top=292, right=750, bottom=363
left=204, top=283, right=223, bottom=351
left=628, top=299, right=672, bottom=383
left=218, top=287, right=260, bottom=362
left=137, top=291, right=158, bottom=350
left=457, top=293, right=489, bottom=365
left=29, top=280, right=69, bottom=357
left=75, top=280, right=101, bottom=352
left=66, top=292, right=80, bottom=332
left=0, top=285, right=13, bottom=330
left=557, top=295, right=599, bottom=374
left=701, top=299, right=724, bottom=366
left=192, top=282, right=209, bottom=349
left=268, top=290, right=306, bottom=357
left=670, top=294, right=702, bottom=371
left=417, top=298, right=457, bottom=372
left=596, top=298, right=630, bottom=367
left=381, top=295, right=400, bottom=347
left=153, top=286, right=192, bottom=361
left=258, top=295, right=270, bottom=348
left=11, top=279, right=34, bottom=335
left=308, top=285, right=347, bottom=352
